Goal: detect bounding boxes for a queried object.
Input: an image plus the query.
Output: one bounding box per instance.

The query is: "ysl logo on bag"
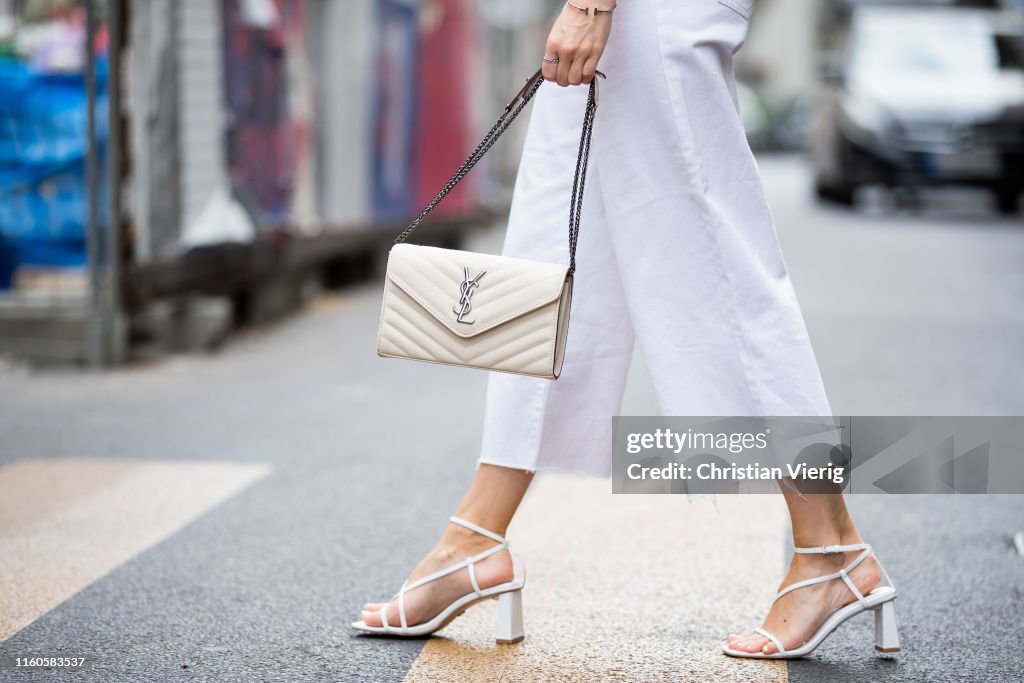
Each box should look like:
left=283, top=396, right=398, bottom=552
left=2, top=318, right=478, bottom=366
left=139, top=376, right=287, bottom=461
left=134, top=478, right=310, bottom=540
left=453, top=267, right=486, bottom=324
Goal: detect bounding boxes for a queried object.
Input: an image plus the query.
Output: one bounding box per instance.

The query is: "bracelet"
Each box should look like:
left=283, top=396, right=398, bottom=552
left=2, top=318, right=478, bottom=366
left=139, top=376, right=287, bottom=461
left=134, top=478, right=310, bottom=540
left=566, top=1, right=617, bottom=17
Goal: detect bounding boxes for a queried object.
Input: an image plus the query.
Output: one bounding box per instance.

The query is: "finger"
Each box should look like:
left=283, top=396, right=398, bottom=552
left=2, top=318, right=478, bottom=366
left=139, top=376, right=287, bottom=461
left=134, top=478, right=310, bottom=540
left=542, top=59, right=558, bottom=81
left=542, top=46, right=559, bottom=81
left=581, top=55, right=599, bottom=84
left=568, top=52, right=586, bottom=86
left=556, top=48, right=575, bottom=87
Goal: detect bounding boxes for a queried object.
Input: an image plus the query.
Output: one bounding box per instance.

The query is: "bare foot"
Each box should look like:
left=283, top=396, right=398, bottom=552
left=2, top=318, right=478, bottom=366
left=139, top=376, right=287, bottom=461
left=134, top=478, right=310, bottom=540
left=357, top=523, right=514, bottom=629
left=726, top=546, right=881, bottom=655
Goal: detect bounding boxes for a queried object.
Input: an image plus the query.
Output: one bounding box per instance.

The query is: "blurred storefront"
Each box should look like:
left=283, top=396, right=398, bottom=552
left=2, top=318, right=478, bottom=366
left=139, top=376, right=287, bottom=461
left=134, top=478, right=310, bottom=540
left=0, top=0, right=110, bottom=363
left=0, top=0, right=555, bottom=364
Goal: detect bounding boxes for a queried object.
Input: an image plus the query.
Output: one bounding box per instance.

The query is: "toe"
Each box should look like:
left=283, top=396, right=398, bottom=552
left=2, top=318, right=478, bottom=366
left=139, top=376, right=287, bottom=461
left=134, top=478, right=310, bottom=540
left=736, top=632, right=769, bottom=653
left=752, top=637, right=771, bottom=653
left=358, top=603, right=395, bottom=628
left=726, top=633, right=748, bottom=648
left=357, top=604, right=377, bottom=623
left=729, top=630, right=759, bottom=652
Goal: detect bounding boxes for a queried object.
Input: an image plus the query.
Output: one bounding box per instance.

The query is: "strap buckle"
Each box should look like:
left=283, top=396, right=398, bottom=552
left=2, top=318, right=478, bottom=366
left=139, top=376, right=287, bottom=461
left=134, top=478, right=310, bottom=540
left=505, top=69, right=545, bottom=113
left=592, top=69, right=606, bottom=107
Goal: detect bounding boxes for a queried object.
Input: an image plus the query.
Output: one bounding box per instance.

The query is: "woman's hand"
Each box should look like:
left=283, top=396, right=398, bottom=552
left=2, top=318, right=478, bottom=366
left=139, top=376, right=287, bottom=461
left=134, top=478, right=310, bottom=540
left=542, top=3, right=614, bottom=87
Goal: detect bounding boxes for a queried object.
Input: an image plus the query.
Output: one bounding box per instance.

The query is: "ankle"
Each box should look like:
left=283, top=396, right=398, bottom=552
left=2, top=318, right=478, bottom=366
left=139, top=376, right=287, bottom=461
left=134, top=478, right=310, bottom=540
left=791, top=529, right=868, bottom=568
left=435, top=524, right=500, bottom=558
left=793, top=524, right=863, bottom=551
left=791, top=552, right=849, bottom=575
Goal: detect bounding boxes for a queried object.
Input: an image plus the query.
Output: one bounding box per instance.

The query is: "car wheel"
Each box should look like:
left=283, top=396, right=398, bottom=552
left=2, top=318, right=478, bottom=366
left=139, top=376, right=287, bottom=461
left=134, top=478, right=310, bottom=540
left=995, top=188, right=1021, bottom=216
left=815, top=179, right=856, bottom=207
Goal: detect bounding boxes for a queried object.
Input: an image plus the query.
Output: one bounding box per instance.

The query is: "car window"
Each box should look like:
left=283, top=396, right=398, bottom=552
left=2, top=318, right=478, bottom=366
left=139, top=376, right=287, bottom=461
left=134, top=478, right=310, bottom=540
left=851, top=14, right=999, bottom=76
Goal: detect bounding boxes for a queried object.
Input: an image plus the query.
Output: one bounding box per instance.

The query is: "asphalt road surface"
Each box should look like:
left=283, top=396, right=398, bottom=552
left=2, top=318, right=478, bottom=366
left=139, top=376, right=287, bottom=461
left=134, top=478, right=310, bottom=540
left=1, top=157, right=1022, bottom=682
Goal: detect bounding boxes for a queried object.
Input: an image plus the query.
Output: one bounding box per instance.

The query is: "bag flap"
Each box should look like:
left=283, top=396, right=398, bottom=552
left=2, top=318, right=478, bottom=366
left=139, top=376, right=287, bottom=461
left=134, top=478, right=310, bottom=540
left=385, top=244, right=570, bottom=339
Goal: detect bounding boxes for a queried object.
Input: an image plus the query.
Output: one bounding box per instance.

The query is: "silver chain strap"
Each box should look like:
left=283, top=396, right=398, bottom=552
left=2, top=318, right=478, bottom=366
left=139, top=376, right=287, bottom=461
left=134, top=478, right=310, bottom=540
left=568, top=78, right=598, bottom=274
left=393, top=69, right=602, bottom=277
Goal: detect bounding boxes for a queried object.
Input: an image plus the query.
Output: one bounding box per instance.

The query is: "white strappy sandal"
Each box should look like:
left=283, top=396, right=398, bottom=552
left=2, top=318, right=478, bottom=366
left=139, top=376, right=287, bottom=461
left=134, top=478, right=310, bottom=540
left=723, top=542, right=900, bottom=659
left=350, top=516, right=526, bottom=643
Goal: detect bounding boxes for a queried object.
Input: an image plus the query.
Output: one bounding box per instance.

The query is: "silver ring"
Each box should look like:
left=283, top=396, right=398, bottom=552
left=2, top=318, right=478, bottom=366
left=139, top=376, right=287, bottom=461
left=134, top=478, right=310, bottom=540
left=543, top=55, right=559, bottom=64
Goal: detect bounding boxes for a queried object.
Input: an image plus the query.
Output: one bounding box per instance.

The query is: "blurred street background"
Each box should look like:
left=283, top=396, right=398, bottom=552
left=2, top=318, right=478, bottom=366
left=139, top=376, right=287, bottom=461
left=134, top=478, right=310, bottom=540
left=1, top=0, right=1023, bottom=681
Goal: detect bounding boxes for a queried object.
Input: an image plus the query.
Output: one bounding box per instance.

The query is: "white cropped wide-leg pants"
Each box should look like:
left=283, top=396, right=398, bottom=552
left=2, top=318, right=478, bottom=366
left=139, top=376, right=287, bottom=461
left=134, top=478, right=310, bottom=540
left=478, top=0, right=832, bottom=477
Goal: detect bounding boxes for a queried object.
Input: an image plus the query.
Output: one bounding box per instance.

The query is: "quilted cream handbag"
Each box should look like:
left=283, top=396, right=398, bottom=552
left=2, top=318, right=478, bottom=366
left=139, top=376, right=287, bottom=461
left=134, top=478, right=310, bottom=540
left=377, top=69, right=601, bottom=379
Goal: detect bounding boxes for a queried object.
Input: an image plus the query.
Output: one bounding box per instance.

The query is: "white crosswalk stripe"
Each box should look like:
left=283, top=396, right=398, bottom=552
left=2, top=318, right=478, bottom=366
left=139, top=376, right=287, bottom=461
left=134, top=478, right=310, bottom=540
left=0, top=457, right=270, bottom=642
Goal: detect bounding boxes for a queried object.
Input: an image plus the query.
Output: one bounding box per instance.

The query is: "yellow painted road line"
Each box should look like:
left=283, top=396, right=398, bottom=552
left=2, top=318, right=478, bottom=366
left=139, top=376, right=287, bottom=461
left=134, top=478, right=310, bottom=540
left=0, top=457, right=270, bottom=642
left=404, top=473, right=788, bottom=682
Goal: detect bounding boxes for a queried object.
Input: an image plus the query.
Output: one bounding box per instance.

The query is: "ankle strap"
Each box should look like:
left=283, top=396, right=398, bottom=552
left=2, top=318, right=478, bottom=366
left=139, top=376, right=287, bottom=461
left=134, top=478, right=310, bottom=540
left=775, top=545, right=876, bottom=609
left=771, top=542, right=895, bottom=612
left=450, top=516, right=508, bottom=546
left=793, top=542, right=869, bottom=555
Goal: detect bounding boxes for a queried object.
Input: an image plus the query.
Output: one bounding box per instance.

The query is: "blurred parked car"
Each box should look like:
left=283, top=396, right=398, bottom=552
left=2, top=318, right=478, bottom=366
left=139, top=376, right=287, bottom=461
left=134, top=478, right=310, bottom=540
left=811, top=5, right=1024, bottom=213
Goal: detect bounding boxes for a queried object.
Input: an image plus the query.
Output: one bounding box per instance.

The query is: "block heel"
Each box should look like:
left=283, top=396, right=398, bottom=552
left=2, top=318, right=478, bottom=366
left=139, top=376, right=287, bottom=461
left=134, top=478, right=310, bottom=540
left=873, top=598, right=901, bottom=653
left=495, top=589, right=525, bottom=644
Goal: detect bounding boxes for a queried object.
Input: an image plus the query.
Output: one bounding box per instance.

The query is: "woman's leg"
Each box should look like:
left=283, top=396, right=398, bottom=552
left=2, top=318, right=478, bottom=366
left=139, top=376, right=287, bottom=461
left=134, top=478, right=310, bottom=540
left=359, top=464, right=533, bottom=627
left=592, top=0, right=832, bottom=418
left=359, top=53, right=635, bottom=630
left=726, top=491, right=882, bottom=654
